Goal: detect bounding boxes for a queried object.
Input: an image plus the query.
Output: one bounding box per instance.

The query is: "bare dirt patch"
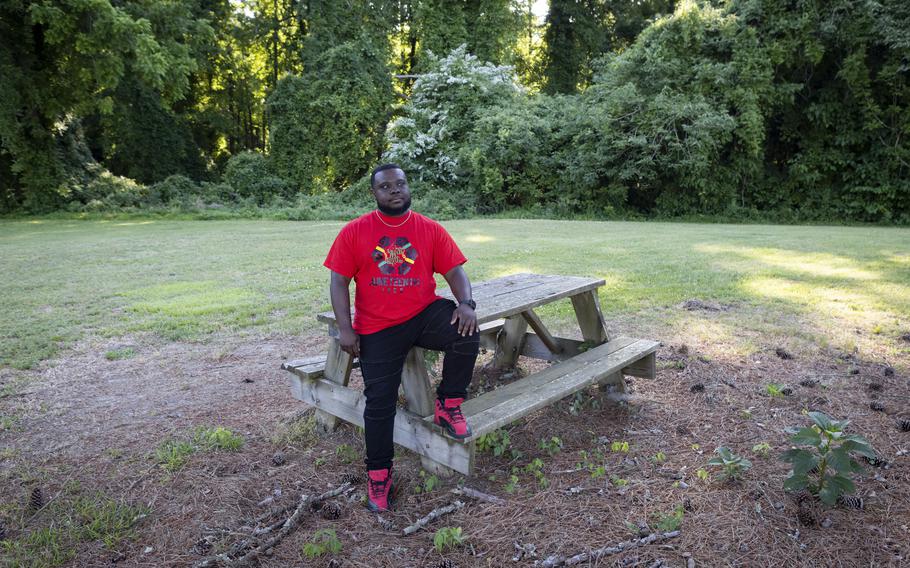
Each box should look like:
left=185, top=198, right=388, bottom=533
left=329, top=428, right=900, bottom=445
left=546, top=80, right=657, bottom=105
left=1, top=328, right=909, bottom=567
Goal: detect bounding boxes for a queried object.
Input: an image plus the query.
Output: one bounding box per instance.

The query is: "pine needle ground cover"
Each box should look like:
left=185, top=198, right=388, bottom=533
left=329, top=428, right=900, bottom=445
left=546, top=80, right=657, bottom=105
left=1, top=218, right=908, bottom=566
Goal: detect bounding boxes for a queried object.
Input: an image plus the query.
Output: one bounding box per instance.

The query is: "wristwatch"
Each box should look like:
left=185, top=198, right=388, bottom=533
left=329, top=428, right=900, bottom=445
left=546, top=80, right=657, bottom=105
left=459, top=299, right=476, bottom=310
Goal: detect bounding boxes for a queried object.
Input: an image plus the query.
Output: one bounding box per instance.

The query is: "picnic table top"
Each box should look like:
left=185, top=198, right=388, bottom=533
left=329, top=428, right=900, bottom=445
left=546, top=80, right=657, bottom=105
left=316, top=272, right=605, bottom=326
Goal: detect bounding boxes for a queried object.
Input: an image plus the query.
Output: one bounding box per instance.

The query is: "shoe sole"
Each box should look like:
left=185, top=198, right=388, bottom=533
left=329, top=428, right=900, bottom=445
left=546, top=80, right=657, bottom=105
left=435, top=417, right=472, bottom=440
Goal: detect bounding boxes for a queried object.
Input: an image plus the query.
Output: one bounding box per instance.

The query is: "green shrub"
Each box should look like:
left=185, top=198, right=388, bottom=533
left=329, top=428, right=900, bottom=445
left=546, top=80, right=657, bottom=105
left=781, top=411, right=875, bottom=505
left=223, top=151, right=290, bottom=204
left=146, top=174, right=200, bottom=206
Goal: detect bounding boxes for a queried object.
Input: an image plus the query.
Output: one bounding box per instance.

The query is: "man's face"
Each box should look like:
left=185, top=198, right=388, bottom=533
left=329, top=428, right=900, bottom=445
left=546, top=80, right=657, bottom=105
left=371, top=168, right=411, bottom=216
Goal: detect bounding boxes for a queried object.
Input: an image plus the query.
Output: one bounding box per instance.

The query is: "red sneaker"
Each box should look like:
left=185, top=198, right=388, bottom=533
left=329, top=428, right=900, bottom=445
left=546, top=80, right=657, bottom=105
left=434, top=397, right=472, bottom=439
left=366, top=467, right=395, bottom=512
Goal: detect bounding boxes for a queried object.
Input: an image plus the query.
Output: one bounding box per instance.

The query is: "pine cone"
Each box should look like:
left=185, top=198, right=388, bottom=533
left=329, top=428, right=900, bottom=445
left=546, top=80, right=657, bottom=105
left=0, top=519, right=6, bottom=541
left=340, top=471, right=364, bottom=485
left=320, top=501, right=342, bottom=520
left=870, top=401, right=885, bottom=412
left=883, top=366, right=895, bottom=377
left=29, top=487, right=43, bottom=511
left=897, top=418, right=910, bottom=432
left=792, top=490, right=812, bottom=506
left=689, top=383, right=705, bottom=393
left=781, top=387, right=793, bottom=396
left=863, top=455, right=887, bottom=468
left=868, top=382, right=883, bottom=392
left=193, top=537, right=213, bottom=555
left=797, top=506, right=816, bottom=527
left=799, top=379, right=818, bottom=388
left=427, top=560, right=455, bottom=568
left=837, top=494, right=864, bottom=509
left=271, top=451, right=285, bottom=466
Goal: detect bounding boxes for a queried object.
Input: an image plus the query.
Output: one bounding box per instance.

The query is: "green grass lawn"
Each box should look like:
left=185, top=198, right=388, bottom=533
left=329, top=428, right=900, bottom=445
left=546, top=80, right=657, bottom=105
left=2, top=219, right=908, bottom=369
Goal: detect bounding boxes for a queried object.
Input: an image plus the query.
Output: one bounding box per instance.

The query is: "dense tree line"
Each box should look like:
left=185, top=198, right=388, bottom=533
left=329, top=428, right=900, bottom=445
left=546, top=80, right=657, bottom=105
left=1, top=1, right=907, bottom=222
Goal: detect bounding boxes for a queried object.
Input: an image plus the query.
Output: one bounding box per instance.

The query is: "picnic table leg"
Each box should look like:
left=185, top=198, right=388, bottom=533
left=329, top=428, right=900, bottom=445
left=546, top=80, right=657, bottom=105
left=570, top=290, right=622, bottom=392
left=317, top=324, right=354, bottom=433
left=489, top=315, right=529, bottom=370
left=401, top=347, right=457, bottom=477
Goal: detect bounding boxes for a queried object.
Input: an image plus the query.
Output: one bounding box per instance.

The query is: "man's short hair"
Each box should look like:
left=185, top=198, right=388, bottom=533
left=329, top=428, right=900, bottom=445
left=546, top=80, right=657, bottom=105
left=370, top=163, right=403, bottom=187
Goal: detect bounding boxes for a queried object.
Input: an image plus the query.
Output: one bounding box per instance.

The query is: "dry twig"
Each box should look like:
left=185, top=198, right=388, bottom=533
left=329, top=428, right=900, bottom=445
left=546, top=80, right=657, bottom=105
left=534, top=530, right=681, bottom=567
left=402, top=500, right=465, bottom=535
left=451, top=486, right=506, bottom=505
left=193, top=483, right=353, bottom=568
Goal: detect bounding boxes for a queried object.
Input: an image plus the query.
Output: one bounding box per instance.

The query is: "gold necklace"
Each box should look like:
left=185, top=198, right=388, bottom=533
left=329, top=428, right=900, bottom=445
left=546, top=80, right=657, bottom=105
left=375, top=209, right=412, bottom=228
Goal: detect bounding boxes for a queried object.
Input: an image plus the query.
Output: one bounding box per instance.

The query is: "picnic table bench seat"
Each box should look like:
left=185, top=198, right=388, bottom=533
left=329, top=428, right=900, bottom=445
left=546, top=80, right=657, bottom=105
left=281, top=273, right=659, bottom=476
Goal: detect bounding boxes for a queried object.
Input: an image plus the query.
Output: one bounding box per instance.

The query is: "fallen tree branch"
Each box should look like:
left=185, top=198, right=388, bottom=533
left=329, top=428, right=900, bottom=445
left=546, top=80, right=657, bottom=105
left=402, top=500, right=464, bottom=535
left=193, top=483, right=353, bottom=568
left=451, top=486, right=506, bottom=505
left=534, top=530, right=681, bottom=567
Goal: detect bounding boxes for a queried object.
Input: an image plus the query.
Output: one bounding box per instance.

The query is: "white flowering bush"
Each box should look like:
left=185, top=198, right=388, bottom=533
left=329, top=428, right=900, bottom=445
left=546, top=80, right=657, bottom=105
left=384, top=45, right=522, bottom=196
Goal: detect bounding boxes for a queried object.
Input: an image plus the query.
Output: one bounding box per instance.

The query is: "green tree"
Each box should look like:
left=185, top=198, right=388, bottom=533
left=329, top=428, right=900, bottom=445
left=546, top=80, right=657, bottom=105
left=269, top=36, right=395, bottom=193
left=0, top=0, right=211, bottom=211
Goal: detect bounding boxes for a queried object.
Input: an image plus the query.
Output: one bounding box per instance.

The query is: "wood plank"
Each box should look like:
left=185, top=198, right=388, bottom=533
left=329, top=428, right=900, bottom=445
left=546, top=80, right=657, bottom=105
left=316, top=325, right=354, bottom=433
left=463, top=337, right=639, bottom=417
left=282, top=355, right=362, bottom=381
left=623, top=351, right=656, bottom=379
left=401, top=347, right=435, bottom=417
left=464, top=339, right=659, bottom=439
left=489, top=315, right=528, bottom=370
left=317, top=274, right=605, bottom=326
left=287, top=375, right=475, bottom=474
left=571, top=289, right=609, bottom=344
left=400, top=347, right=457, bottom=475
left=520, top=309, right=562, bottom=355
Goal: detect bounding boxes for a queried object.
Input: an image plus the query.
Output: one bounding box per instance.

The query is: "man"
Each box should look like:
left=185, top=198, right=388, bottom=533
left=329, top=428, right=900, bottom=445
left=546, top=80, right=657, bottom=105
left=323, top=163, right=480, bottom=512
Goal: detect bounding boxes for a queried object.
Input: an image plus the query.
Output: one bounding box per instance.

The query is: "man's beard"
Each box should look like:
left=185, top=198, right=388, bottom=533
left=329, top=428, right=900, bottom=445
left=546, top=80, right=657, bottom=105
left=377, top=196, right=411, bottom=216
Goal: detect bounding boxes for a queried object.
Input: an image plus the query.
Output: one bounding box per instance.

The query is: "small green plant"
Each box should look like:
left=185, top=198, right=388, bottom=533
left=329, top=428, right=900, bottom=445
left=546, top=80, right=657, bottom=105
left=154, top=439, right=196, bottom=471
left=610, top=440, right=630, bottom=453
left=765, top=383, right=784, bottom=398
left=194, top=426, right=245, bottom=451
left=575, top=449, right=607, bottom=479
left=695, top=468, right=710, bottom=482
left=653, top=505, right=684, bottom=531
left=302, top=528, right=342, bottom=558
left=504, top=472, right=520, bottom=493
left=568, top=391, right=601, bottom=415
left=413, top=470, right=440, bottom=494
left=752, top=442, right=772, bottom=457
left=523, top=458, right=549, bottom=489
left=707, top=447, right=752, bottom=480
left=433, top=526, right=465, bottom=552
left=781, top=411, right=875, bottom=505
left=610, top=475, right=629, bottom=487
left=104, top=348, right=136, bottom=360
left=477, top=429, right=521, bottom=459
left=652, top=451, right=666, bottom=463
left=334, top=444, right=359, bottom=464
left=538, top=436, right=563, bottom=456
left=739, top=407, right=754, bottom=419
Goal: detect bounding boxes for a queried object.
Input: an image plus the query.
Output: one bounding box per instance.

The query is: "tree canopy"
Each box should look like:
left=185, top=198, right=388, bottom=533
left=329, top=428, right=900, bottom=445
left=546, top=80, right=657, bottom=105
left=1, top=0, right=907, bottom=222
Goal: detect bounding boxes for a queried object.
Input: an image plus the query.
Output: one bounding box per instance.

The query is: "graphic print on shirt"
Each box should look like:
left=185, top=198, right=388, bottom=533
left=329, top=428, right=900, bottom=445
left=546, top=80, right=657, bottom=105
left=372, top=236, right=418, bottom=275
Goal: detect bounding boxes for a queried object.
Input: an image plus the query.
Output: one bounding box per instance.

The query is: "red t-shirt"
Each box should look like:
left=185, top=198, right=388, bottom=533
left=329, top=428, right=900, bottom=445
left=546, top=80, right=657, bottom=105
left=324, top=210, right=467, bottom=335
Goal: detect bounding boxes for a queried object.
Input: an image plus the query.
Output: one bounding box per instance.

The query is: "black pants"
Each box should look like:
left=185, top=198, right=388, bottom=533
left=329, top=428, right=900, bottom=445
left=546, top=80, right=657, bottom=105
left=359, top=298, right=480, bottom=470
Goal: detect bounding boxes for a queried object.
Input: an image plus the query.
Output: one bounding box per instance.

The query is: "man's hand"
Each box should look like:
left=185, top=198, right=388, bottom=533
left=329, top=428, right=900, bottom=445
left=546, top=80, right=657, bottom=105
left=450, top=303, right=478, bottom=336
left=338, top=327, right=360, bottom=357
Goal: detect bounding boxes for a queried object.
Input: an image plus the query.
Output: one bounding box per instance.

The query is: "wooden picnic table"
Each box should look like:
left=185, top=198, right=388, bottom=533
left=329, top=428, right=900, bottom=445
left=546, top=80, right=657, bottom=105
left=282, top=273, right=658, bottom=476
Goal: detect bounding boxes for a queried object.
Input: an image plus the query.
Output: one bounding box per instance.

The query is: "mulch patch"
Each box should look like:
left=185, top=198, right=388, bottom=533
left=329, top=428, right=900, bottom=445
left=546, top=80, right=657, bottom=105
left=1, top=331, right=908, bottom=567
